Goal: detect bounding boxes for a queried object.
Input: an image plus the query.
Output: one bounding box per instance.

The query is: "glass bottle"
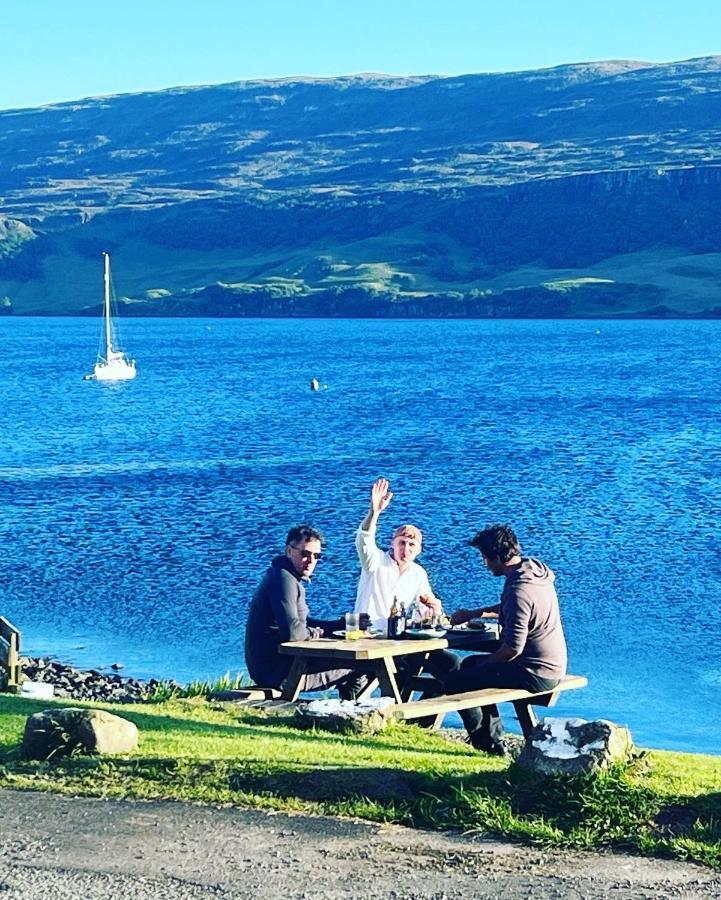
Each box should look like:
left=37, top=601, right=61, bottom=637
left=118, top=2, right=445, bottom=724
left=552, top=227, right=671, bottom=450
left=388, top=596, right=399, bottom=638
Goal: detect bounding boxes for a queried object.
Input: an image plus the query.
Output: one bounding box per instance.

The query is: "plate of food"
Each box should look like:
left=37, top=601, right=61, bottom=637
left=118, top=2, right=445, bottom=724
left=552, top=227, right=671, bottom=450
left=467, top=618, right=494, bottom=631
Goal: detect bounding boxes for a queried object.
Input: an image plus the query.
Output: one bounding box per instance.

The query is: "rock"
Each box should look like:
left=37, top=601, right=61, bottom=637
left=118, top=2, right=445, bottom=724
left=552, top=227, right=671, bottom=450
left=294, top=697, right=395, bottom=734
left=18, top=657, right=162, bottom=704
left=516, top=717, right=633, bottom=776
left=21, top=708, right=139, bottom=760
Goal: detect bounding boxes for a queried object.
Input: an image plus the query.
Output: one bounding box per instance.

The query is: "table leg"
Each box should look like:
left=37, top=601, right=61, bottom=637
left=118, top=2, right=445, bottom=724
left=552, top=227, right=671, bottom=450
left=396, top=650, right=432, bottom=701
left=375, top=657, right=402, bottom=704
left=356, top=677, right=379, bottom=701
left=280, top=657, right=308, bottom=701
left=513, top=700, right=539, bottom=738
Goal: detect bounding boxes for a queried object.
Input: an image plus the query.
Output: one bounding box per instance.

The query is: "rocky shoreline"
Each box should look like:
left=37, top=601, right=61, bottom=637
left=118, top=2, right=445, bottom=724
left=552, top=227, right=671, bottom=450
left=19, top=656, right=179, bottom=704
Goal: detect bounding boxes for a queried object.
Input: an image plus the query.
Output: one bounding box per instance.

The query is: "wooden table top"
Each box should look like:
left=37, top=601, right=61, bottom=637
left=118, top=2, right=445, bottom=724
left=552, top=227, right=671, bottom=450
left=279, top=635, right=449, bottom=660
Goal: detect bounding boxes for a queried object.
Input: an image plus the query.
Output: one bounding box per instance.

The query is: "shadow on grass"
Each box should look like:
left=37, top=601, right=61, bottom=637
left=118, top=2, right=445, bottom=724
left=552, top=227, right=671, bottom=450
left=42, top=757, right=508, bottom=810
left=227, top=761, right=509, bottom=805
left=228, top=709, right=476, bottom=758
left=656, top=791, right=721, bottom=833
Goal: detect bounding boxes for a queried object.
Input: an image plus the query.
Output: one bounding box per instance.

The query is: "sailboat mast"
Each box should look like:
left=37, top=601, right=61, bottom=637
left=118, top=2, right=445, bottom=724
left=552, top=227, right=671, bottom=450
left=103, top=252, right=112, bottom=358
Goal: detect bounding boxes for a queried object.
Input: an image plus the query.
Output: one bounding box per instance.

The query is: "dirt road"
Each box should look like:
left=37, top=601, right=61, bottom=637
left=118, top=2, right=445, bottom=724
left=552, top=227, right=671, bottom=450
left=0, top=789, right=718, bottom=899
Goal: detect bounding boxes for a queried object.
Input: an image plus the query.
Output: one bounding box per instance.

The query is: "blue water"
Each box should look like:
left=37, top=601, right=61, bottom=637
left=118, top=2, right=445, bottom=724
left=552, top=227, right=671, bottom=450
left=1, top=317, right=719, bottom=755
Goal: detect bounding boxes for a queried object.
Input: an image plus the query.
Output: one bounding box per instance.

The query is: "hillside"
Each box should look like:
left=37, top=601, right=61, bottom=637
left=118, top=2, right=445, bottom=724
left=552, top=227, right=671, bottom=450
left=2, top=58, right=721, bottom=316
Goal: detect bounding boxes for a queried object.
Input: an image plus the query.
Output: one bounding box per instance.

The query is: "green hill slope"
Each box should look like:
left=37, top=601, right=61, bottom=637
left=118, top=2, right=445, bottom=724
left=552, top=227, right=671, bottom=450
left=2, top=58, right=721, bottom=316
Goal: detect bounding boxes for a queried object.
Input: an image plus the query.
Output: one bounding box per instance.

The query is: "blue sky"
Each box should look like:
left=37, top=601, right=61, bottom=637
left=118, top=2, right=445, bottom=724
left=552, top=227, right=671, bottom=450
left=4, top=1, right=720, bottom=109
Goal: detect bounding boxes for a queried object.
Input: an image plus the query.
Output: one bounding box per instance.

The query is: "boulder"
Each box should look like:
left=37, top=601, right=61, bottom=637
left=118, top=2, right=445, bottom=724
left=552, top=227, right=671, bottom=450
left=294, top=697, right=395, bottom=734
left=21, top=707, right=139, bottom=760
left=516, top=717, right=633, bottom=775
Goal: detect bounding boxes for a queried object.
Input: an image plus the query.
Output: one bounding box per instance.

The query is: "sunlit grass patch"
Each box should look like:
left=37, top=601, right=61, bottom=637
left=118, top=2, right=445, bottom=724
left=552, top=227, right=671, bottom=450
left=1, top=694, right=719, bottom=868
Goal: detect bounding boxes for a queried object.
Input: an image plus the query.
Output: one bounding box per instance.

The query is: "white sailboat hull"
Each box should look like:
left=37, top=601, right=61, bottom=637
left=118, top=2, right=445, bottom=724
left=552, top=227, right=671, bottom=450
left=93, top=357, right=137, bottom=381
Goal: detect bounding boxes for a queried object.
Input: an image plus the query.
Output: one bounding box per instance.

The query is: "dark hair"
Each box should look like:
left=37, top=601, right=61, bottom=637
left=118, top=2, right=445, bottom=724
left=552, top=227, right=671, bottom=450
left=286, top=524, right=324, bottom=547
left=468, top=524, right=520, bottom=563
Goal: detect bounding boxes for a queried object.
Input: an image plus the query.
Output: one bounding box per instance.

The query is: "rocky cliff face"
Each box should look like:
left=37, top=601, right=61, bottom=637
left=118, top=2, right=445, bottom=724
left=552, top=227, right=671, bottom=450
left=2, top=57, right=721, bottom=316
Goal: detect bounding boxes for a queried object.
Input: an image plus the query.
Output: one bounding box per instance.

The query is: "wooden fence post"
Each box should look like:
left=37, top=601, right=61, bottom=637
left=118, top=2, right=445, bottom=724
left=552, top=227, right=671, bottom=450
left=0, top=616, right=21, bottom=689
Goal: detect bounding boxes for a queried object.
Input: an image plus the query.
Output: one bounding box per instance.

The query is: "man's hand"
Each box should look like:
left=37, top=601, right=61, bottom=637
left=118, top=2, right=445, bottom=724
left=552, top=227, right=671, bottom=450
left=419, top=594, right=442, bottom=614
left=450, top=605, right=498, bottom=626
left=309, top=626, right=324, bottom=639
left=370, top=478, right=393, bottom=515
left=450, top=607, right=478, bottom=627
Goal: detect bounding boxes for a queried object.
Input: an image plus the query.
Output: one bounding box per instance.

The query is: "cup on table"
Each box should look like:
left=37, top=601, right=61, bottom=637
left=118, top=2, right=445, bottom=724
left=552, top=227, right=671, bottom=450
left=345, top=612, right=360, bottom=635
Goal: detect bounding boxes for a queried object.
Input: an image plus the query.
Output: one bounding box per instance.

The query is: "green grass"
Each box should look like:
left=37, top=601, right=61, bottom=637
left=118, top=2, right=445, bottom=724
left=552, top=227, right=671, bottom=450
left=146, top=670, right=250, bottom=701
left=1, top=694, right=719, bottom=868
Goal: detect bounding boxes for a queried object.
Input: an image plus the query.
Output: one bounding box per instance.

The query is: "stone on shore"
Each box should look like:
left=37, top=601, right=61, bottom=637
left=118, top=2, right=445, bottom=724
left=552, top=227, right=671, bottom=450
left=18, top=655, right=179, bottom=703
left=516, top=717, right=633, bottom=775
left=294, top=697, right=395, bottom=734
left=21, top=707, right=139, bottom=760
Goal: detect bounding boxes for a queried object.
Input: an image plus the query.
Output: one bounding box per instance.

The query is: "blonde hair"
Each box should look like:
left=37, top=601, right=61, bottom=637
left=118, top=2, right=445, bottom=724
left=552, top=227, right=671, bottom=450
left=392, top=523, right=423, bottom=545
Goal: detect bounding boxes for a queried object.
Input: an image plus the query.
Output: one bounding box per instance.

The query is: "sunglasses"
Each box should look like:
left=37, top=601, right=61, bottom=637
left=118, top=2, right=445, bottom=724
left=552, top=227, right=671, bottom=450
left=290, top=545, right=323, bottom=561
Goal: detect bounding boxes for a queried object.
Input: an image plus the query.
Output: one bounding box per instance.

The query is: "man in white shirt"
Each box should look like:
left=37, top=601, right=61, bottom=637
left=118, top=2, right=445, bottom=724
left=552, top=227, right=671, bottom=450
left=354, top=478, right=441, bottom=633
left=353, top=478, right=462, bottom=719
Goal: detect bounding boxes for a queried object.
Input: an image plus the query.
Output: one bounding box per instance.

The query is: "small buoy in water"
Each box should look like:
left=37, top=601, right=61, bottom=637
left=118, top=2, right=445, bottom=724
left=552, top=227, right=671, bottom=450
left=595, top=329, right=601, bottom=335
left=310, top=378, right=320, bottom=391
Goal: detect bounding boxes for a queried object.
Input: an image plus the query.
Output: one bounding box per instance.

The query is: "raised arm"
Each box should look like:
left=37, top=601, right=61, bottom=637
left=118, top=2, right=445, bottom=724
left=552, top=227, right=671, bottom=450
left=356, top=478, right=393, bottom=572
left=360, top=477, right=393, bottom=532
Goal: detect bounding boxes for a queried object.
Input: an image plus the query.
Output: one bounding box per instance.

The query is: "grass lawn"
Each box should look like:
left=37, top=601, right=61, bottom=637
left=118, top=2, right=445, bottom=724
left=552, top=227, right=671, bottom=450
left=1, top=694, right=719, bottom=868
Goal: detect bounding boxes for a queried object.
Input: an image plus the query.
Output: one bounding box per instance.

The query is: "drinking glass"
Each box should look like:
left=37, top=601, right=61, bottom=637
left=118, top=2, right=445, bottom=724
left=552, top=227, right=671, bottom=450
left=345, top=612, right=360, bottom=633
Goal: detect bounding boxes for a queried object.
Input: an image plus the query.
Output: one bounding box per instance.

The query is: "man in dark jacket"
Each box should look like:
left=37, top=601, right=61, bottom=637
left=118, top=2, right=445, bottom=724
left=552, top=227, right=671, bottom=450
left=244, top=524, right=365, bottom=698
left=447, top=524, right=567, bottom=755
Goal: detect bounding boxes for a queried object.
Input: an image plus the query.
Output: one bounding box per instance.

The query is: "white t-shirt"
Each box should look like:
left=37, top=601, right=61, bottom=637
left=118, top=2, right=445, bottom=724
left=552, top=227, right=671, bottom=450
left=354, top=526, right=432, bottom=633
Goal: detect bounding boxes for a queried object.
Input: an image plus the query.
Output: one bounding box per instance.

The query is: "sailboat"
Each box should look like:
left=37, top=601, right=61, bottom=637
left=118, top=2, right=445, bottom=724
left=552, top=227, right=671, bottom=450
left=86, top=252, right=137, bottom=381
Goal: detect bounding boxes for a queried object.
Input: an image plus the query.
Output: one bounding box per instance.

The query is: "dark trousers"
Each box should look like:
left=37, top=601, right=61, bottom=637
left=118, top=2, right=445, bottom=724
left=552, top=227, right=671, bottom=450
left=443, top=657, right=559, bottom=749
left=397, top=648, right=461, bottom=690
left=397, top=649, right=462, bottom=727
left=282, top=662, right=368, bottom=700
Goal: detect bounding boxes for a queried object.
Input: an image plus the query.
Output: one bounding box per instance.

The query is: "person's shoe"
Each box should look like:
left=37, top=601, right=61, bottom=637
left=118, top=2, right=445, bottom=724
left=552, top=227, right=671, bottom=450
left=467, top=732, right=525, bottom=759
left=481, top=740, right=510, bottom=757
left=467, top=733, right=509, bottom=756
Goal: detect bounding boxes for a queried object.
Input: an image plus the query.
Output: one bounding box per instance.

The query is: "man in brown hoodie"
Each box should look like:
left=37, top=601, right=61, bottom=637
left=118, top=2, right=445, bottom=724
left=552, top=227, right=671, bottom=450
left=447, top=524, right=567, bottom=755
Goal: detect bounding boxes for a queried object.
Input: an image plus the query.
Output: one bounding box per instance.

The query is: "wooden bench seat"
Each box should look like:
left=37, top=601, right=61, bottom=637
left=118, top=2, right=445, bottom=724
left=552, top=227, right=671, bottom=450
left=389, top=674, right=588, bottom=735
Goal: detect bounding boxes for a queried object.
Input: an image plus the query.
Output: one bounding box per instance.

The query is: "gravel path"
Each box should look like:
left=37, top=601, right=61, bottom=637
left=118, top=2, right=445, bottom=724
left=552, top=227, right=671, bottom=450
left=0, top=789, right=718, bottom=899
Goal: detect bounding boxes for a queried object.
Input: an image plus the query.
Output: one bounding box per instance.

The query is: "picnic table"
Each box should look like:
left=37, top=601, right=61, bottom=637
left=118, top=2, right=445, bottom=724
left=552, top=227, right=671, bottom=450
left=278, top=626, right=498, bottom=703
left=278, top=634, right=449, bottom=703
left=278, top=628, right=587, bottom=736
